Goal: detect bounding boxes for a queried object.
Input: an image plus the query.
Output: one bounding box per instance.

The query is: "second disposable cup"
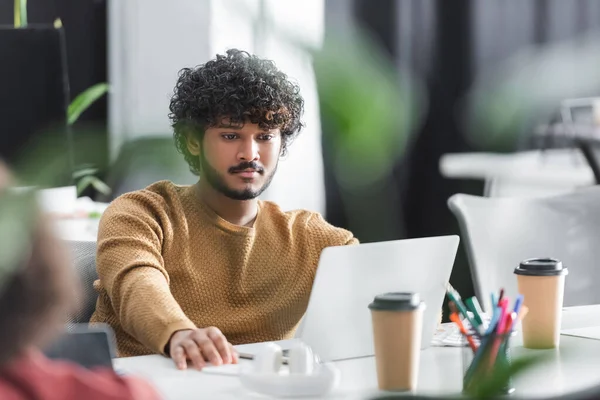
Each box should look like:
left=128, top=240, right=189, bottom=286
left=368, top=292, right=425, bottom=392
left=514, top=258, right=568, bottom=349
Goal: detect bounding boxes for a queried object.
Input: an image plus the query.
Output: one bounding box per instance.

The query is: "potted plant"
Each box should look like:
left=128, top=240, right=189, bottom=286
left=3, top=1, right=110, bottom=228
left=68, top=82, right=111, bottom=198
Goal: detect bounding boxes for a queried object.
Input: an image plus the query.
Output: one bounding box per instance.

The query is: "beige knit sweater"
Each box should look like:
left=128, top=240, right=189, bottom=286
left=90, top=181, right=357, bottom=357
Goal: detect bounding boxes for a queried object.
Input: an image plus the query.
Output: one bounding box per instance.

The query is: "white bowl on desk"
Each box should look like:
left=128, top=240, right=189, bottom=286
left=239, top=362, right=341, bottom=398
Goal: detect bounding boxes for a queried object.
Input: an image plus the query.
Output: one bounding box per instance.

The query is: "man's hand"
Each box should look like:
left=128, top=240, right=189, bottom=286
left=168, top=327, right=238, bottom=370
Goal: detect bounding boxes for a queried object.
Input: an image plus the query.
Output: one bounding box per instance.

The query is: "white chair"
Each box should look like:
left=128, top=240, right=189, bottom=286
left=448, top=188, right=600, bottom=312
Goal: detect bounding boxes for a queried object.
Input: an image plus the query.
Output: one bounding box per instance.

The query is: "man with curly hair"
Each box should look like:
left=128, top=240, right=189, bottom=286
left=90, top=49, right=358, bottom=369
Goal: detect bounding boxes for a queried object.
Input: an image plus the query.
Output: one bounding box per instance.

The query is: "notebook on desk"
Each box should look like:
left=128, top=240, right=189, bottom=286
left=561, top=326, right=600, bottom=341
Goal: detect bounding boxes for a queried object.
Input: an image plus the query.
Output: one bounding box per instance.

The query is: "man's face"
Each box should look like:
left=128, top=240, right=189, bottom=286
left=187, top=122, right=282, bottom=200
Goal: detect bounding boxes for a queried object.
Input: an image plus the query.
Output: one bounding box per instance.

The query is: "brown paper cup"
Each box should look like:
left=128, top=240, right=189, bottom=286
left=517, top=274, right=565, bottom=349
left=369, top=293, right=424, bottom=392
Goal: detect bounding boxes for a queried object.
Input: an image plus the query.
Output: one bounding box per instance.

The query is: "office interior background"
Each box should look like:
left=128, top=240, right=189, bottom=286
left=3, top=0, right=600, bottom=310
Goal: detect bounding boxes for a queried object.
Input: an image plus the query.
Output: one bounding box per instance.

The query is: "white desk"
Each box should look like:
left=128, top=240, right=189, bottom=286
left=53, top=218, right=100, bottom=242
left=439, top=149, right=595, bottom=198
left=439, top=149, right=593, bottom=185
left=114, top=306, right=600, bottom=399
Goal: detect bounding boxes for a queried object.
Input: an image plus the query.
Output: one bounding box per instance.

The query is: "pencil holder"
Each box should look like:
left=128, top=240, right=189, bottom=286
left=461, top=332, right=516, bottom=397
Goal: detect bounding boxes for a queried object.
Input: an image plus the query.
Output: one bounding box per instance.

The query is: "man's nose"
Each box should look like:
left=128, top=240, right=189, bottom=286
left=237, top=139, right=260, bottom=162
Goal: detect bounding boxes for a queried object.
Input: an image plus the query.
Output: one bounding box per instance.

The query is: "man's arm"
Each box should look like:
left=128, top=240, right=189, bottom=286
left=96, top=195, right=197, bottom=355
left=306, top=212, right=359, bottom=247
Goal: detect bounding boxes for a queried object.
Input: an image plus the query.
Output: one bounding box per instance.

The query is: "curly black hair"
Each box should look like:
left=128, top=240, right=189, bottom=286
left=169, top=49, right=305, bottom=175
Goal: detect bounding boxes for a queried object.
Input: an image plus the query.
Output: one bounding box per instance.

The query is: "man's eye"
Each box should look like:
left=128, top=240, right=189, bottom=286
left=259, top=135, right=274, bottom=141
left=222, top=134, right=238, bottom=140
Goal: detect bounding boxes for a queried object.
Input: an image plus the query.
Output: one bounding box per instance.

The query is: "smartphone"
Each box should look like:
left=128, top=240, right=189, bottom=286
left=43, top=323, right=117, bottom=370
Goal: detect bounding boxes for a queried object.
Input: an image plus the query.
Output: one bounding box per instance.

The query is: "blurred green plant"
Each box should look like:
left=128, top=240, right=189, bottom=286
left=14, top=0, right=27, bottom=28
left=67, top=83, right=111, bottom=197
left=464, top=32, right=600, bottom=152
left=370, top=353, right=543, bottom=399
left=463, top=353, right=542, bottom=398
left=72, top=164, right=111, bottom=196
left=0, top=190, right=37, bottom=294
left=311, top=30, right=424, bottom=189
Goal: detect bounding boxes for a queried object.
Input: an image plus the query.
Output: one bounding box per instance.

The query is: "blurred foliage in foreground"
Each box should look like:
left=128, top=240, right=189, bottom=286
left=311, top=29, right=426, bottom=190
left=464, top=32, right=600, bottom=152
left=5, top=4, right=600, bottom=398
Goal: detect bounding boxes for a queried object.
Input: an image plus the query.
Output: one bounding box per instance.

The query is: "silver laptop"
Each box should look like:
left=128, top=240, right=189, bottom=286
left=296, top=235, right=459, bottom=362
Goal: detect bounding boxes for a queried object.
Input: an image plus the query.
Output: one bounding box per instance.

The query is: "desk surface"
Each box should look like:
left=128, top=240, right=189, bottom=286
left=114, top=305, right=600, bottom=399
left=439, top=149, right=594, bottom=185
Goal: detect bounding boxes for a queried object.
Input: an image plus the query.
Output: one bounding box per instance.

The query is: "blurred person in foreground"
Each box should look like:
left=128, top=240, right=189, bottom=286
left=0, top=162, right=160, bottom=399
left=90, top=49, right=358, bottom=369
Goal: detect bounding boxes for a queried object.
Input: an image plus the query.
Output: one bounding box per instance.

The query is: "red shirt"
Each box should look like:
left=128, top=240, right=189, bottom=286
left=0, top=350, right=161, bottom=400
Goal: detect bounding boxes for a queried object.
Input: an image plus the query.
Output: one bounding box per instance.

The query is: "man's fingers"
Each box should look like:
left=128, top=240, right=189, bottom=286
left=207, top=329, right=232, bottom=364
left=171, top=345, right=187, bottom=370
left=197, top=339, right=223, bottom=366
left=182, top=340, right=206, bottom=370
left=169, top=328, right=233, bottom=370
left=229, top=343, right=239, bottom=364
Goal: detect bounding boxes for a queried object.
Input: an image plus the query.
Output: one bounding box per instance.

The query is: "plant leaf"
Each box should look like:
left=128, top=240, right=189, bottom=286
left=76, top=175, right=96, bottom=196
left=20, top=0, right=27, bottom=27
left=14, top=0, right=27, bottom=28
left=91, top=178, right=112, bottom=196
left=72, top=167, right=99, bottom=180
left=68, top=83, right=109, bottom=125
left=465, top=354, right=544, bottom=398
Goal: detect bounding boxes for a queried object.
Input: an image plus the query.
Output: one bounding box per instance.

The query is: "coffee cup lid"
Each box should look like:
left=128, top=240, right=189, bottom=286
left=514, top=258, right=569, bottom=277
left=368, top=292, right=423, bottom=311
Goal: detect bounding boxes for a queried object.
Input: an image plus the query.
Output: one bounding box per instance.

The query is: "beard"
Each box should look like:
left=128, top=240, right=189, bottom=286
left=199, top=151, right=277, bottom=200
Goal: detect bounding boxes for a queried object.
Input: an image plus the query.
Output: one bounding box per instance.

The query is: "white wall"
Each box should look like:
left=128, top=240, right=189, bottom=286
left=109, top=0, right=326, bottom=215
left=108, top=0, right=211, bottom=158
left=256, top=0, right=325, bottom=215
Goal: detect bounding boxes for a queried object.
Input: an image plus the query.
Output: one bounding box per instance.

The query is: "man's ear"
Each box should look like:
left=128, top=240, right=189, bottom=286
left=279, top=143, right=287, bottom=159
left=186, top=132, right=201, bottom=156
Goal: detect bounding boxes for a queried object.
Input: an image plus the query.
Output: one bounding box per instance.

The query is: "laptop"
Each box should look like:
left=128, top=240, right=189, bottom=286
left=296, top=235, right=459, bottom=362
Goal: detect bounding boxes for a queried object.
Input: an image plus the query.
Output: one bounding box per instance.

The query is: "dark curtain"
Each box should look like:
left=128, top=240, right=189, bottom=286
left=322, top=0, right=600, bottom=311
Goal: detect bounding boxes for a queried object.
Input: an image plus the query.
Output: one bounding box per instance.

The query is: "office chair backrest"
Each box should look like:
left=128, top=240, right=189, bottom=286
left=65, top=240, right=98, bottom=324
left=448, top=187, right=600, bottom=311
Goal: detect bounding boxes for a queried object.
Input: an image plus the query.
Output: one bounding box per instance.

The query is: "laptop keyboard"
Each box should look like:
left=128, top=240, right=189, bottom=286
left=431, top=313, right=491, bottom=347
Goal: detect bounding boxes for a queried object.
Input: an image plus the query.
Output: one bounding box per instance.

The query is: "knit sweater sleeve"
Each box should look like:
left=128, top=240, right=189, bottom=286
left=306, top=212, right=359, bottom=248
left=96, top=193, right=196, bottom=355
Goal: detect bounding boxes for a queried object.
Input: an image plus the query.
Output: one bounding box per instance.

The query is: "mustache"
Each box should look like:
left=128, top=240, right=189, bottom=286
left=229, top=161, right=264, bottom=174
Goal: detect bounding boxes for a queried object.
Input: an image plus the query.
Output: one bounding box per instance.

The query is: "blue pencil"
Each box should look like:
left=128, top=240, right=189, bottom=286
left=513, top=294, right=524, bottom=315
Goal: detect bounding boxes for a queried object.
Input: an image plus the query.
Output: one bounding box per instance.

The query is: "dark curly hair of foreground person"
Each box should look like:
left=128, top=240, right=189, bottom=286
left=169, top=49, right=305, bottom=175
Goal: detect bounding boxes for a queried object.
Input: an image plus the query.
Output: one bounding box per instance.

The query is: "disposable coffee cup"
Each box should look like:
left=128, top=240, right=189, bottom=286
left=514, top=258, right=568, bottom=349
left=368, top=292, right=425, bottom=392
